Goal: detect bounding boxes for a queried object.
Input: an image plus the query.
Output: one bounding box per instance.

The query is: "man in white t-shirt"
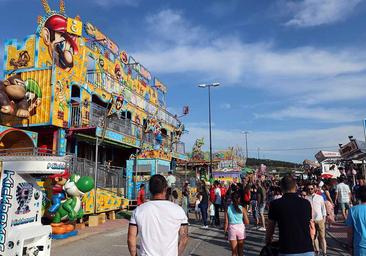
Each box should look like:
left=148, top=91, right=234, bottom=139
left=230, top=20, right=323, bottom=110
left=128, top=174, right=188, bottom=256
left=213, top=180, right=222, bottom=226
left=335, top=176, right=352, bottom=220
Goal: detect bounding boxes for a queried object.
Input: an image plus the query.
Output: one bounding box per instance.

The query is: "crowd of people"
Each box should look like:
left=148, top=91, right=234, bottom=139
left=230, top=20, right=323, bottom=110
left=128, top=171, right=366, bottom=256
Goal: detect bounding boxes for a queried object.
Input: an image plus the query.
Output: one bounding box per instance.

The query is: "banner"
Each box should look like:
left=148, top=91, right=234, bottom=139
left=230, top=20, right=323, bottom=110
left=154, top=78, right=167, bottom=94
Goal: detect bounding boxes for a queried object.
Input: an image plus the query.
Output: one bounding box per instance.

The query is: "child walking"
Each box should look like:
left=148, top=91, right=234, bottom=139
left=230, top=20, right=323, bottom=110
left=209, top=202, right=215, bottom=226
left=224, top=191, right=250, bottom=256
left=195, top=194, right=201, bottom=221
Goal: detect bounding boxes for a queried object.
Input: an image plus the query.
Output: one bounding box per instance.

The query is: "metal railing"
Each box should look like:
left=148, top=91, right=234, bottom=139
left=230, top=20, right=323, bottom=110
left=71, top=104, right=82, bottom=127
left=70, top=103, right=185, bottom=155
left=0, top=147, right=60, bottom=156
left=70, top=156, right=126, bottom=197
left=86, top=70, right=179, bottom=127
left=0, top=147, right=127, bottom=198
left=173, top=142, right=185, bottom=155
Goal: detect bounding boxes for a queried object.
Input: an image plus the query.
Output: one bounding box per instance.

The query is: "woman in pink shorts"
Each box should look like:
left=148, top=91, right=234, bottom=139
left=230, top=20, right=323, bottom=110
left=224, top=191, right=250, bottom=256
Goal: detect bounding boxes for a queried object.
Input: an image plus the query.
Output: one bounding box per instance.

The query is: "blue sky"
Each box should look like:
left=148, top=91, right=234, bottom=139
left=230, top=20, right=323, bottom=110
left=1, top=0, right=366, bottom=163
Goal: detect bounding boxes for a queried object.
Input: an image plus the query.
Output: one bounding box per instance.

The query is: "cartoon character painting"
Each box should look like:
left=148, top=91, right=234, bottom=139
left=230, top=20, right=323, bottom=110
left=15, top=182, right=33, bottom=214
left=108, top=95, right=126, bottom=118
left=25, top=78, right=42, bottom=116
left=0, top=74, right=42, bottom=118
left=115, top=64, right=122, bottom=80
left=41, top=13, right=78, bottom=71
left=0, top=74, right=30, bottom=118
left=145, top=114, right=164, bottom=150
left=97, top=56, right=106, bottom=86
left=9, top=50, right=31, bottom=69
left=55, top=81, right=67, bottom=111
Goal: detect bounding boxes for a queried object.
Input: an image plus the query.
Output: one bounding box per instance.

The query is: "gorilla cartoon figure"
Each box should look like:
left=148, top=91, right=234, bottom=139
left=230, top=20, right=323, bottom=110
left=0, top=74, right=30, bottom=118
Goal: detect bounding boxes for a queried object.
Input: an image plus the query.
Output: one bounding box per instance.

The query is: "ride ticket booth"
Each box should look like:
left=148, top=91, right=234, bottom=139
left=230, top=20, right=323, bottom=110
left=0, top=156, right=69, bottom=256
left=126, top=158, right=171, bottom=200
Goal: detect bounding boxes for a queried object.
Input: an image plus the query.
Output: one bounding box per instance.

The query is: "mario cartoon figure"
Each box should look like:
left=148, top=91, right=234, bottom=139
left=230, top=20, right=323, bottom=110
left=41, top=14, right=78, bottom=71
left=115, top=64, right=122, bottom=80
left=48, top=170, right=70, bottom=213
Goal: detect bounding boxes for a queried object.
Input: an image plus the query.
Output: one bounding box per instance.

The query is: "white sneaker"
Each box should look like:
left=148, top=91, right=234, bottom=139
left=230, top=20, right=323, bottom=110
left=258, top=227, right=266, bottom=231
left=203, top=225, right=208, bottom=229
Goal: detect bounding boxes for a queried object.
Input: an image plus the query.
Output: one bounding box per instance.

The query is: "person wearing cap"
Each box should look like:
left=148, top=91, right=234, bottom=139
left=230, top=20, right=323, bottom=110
left=41, top=14, right=78, bottom=71
left=48, top=170, right=70, bottom=213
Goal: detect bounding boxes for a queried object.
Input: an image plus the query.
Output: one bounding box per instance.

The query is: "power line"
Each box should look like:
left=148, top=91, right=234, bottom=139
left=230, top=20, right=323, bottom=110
left=246, top=145, right=338, bottom=152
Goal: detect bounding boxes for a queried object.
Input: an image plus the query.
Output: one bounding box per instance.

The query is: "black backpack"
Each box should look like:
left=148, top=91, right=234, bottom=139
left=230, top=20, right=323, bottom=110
left=259, top=242, right=279, bottom=256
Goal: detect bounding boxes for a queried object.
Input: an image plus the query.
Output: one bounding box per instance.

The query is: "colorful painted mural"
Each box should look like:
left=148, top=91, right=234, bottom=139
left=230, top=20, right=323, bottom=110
left=82, top=188, right=126, bottom=214
left=0, top=1, right=188, bottom=225
left=2, top=0, right=180, bottom=135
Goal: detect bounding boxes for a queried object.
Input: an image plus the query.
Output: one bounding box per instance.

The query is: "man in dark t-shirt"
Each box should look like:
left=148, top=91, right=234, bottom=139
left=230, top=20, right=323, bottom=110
left=266, top=175, right=314, bottom=255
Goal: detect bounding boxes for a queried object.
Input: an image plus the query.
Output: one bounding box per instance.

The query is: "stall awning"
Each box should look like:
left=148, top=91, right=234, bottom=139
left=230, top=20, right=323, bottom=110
left=340, top=140, right=366, bottom=160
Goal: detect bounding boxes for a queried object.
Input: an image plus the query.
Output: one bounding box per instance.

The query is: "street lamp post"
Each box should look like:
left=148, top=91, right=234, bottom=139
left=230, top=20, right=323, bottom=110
left=242, top=131, right=249, bottom=165
left=198, top=82, right=220, bottom=178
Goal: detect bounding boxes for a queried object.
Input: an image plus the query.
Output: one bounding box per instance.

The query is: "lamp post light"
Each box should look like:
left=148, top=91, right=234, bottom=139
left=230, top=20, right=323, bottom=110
left=198, top=82, right=220, bottom=178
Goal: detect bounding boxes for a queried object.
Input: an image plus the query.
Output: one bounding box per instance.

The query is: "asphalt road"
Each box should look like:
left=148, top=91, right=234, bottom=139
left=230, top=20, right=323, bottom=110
left=52, top=218, right=350, bottom=256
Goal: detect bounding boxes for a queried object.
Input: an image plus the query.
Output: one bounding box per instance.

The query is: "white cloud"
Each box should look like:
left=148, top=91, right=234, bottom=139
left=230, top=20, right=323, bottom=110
left=220, top=103, right=232, bottom=110
left=284, top=0, right=362, bottom=27
left=182, top=124, right=364, bottom=162
left=145, top=9, right=206, bottom=45
left=134, top=40, right=366, bottom=86
left=131, top=9, right=366, bottom=105
left=255, top=106, right=363, bottom=123
left=133, top=9, right=366, bottom=162
left=91, top=0, right=140, bottom=8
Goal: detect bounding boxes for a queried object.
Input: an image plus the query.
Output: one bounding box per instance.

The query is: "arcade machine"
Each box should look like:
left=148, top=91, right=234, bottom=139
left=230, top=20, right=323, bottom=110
left=0, top=156, right=70, bottom=256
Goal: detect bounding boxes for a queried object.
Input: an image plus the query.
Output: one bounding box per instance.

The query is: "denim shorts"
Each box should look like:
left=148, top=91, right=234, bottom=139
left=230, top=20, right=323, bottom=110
left=339, top=202, right=350, bottom=211
left=259, top=203, right=266, bottom=214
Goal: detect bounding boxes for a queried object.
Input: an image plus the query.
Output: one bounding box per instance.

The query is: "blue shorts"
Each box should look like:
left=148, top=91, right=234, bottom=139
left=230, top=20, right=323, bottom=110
left=339, top=202, right=350, bottom=211
left=259, top=203, right=266, bottom=214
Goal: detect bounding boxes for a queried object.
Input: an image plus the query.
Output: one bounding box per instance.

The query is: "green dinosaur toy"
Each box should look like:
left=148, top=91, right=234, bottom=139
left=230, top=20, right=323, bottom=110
left=52, top=174, right=94, bottom=223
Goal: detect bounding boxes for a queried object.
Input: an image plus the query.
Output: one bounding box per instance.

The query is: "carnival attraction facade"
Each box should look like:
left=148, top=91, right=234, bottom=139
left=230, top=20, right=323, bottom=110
left=1, top=1, right=186, bottom=165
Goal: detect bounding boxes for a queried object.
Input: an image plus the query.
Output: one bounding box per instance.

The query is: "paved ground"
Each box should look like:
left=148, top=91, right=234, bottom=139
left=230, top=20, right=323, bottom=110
left=52, top=216, right=350, bottom=256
